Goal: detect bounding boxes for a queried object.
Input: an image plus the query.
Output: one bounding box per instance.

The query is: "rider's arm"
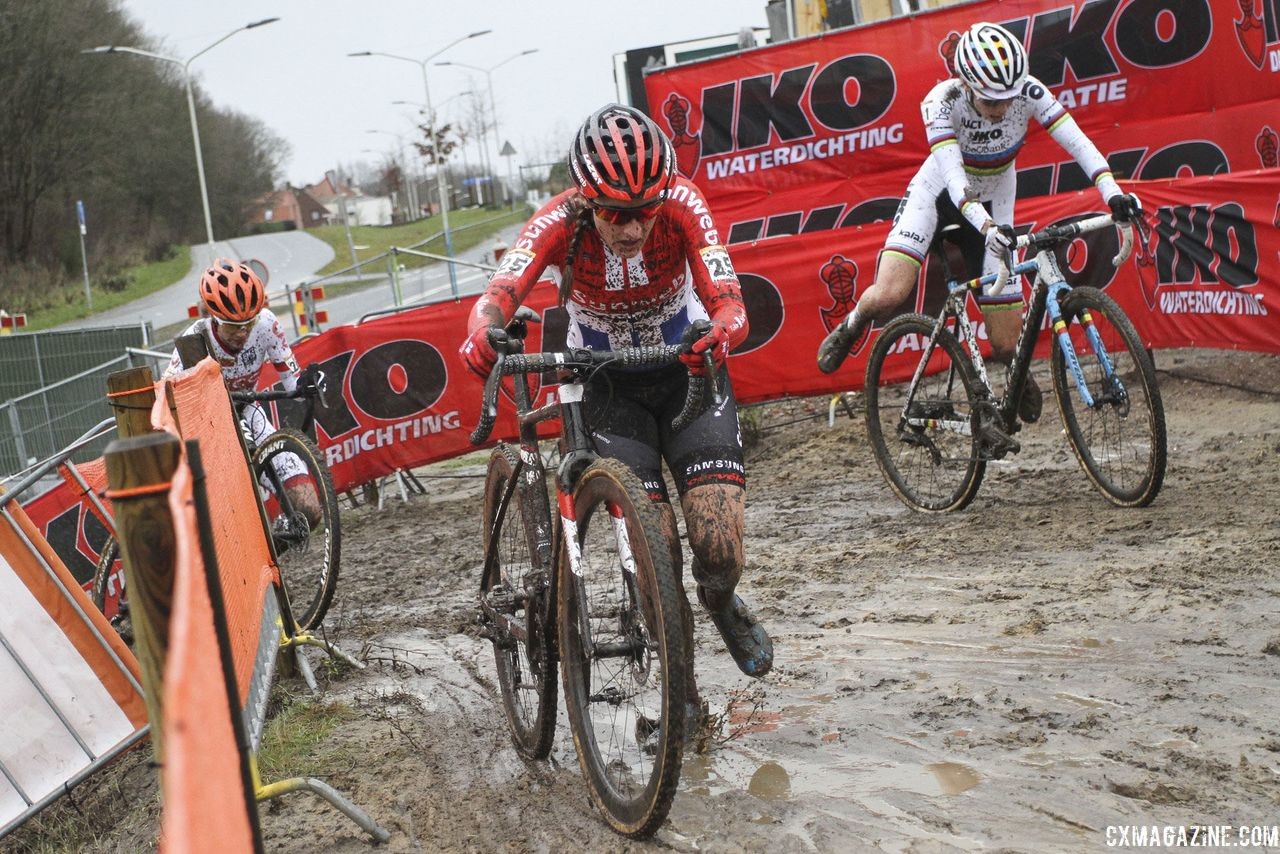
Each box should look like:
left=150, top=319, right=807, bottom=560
left=921, top=82, right=993, bottom=233
left=1029, top=78, right=1122, bottom=203
left=263, top=312, right=301, bottom=393
left=466, top=195, right=571, bottom=337
left=672, top=181, right=749, bottom=349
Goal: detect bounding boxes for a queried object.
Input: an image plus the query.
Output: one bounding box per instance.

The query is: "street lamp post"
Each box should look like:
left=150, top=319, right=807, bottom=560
left=349, top=30, right=491, bottom=298
left=82, top=18, right=280, bottom=266
left=436, top=49, right=538, bottom=206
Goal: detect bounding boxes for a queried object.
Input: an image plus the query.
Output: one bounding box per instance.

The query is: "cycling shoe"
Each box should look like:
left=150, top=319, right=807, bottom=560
left=697, top=586, right=774, bottom=677
left=816, top=313, right=871, bottom=374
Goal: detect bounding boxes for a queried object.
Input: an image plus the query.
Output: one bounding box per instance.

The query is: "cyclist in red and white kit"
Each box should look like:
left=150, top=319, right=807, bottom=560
left=818, top=21, right=1142, bottom=418
left=165, top=258, right=320, bottom=524
left=460, top=105, right=773, bottom=718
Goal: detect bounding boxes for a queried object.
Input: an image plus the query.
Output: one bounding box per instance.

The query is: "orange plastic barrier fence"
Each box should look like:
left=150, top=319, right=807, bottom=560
left=158, top=456, right=256, bottom=853
left=152, top=359, right=283, bottom=739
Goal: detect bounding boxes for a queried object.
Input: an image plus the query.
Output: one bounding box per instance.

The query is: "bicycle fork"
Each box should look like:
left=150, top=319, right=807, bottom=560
left=1042, top=259, right=1125, bottom=411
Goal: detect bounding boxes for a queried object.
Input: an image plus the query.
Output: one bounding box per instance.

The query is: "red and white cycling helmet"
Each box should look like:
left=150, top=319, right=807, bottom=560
left=199, top=258, right=265, bottom=323
left=954, top=22, right=1028, bottom=100
left=569, top=104, right=675, bottom=205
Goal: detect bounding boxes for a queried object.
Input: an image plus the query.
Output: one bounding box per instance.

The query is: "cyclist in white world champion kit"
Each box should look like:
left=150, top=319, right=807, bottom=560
left=817, top=21, right=1142, bottom=419
left=165, top=258, right=322, bottom=526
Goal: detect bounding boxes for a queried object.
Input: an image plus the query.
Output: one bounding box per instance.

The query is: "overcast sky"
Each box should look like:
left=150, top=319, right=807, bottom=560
left=114, top=0, right=771, bottom=187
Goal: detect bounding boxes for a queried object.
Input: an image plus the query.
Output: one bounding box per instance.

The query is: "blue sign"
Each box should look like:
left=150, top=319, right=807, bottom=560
left=76, top=200, right=85, bottom=227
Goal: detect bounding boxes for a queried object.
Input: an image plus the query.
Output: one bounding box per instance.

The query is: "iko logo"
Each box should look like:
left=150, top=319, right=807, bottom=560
left=1137, top=202, right=1263, bottom=314
left=939, top=2, right=1215, bottom=95
left=817, top=254, right=860, bottom=333
left=663, top=93, right=702, bottom=178
left=1257, top=126, right=1278, bottom=168
left=1234, top=0, right=1280, bottom=70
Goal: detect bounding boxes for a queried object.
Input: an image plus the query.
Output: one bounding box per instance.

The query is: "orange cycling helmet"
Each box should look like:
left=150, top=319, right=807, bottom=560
left=199, top=258, right=265, bottom=323
left=569, top=104, right=675, bottom=205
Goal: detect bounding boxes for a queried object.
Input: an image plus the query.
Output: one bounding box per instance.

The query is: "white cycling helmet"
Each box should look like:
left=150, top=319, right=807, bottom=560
left=954, top=22, right=1028, bottom=100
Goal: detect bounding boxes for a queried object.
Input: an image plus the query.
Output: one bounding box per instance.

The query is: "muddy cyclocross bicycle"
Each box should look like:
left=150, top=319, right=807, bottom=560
left=93, top=368, right=341, bottom=634
left=470, top=308, right=718, bottom=838
left=229, top=372, right=341, bottom=631
left=864, top=208, right=1166, bottom=512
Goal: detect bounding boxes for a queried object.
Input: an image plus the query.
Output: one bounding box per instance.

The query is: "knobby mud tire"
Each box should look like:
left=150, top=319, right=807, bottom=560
left=1051, top=287, right=1167, bottom=507
left=865, top=313, right=986, bottom=512
left=482, top=443, right=558, bottom=759
left=253, top=428, right=341, bottom=630
left=558, top=458, right=688, bottom=838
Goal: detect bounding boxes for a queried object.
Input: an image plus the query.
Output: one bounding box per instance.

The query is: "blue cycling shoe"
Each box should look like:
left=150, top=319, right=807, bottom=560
left=697, top=586, right=774, bottom=677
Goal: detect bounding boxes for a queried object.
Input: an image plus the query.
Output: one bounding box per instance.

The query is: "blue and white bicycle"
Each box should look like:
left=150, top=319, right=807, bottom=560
left=864, top=209, right=1167, bottom=512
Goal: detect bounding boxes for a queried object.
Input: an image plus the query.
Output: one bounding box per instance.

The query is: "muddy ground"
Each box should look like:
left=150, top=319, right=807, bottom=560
left=10, top=347, right=1279, bottom=852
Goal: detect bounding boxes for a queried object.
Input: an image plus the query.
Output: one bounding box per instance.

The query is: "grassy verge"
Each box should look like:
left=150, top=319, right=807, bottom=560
left=256, top=692, right=357, bottom=781
left=24, top=247, right=192, bottom=332
left=310, top=205, right=528, bottom=277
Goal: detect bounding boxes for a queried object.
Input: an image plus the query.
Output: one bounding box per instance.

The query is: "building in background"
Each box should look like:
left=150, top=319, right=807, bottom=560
left=245, top=185, right=331, bottom=231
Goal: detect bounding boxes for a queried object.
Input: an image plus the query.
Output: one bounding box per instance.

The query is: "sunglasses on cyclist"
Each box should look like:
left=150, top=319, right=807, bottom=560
left=591, top=199, right=664, bottom=225
left=215, top=318, right=255, bottom=333
left=974, top=94, right=1015, bottom=109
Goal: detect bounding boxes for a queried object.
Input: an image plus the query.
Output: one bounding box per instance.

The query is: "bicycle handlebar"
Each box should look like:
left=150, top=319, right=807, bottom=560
left=468, top=338, right=717, bottom=447
left=991, top=212, right=1140, bottom=296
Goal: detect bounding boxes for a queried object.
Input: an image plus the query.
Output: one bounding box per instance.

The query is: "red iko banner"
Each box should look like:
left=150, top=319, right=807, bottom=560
left=284, top=282, right=567, bottom=493
left=643, top=0, right=1280, bottom=224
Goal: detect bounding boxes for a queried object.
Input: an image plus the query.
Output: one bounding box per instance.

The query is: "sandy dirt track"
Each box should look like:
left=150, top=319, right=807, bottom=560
left=9, top=347, right=1278, bottom=853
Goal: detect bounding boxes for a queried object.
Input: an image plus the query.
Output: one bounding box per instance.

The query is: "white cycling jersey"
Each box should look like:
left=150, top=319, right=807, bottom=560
left=884, top=76, right=1123, bottom=301
left=165, top=310, right=300, bottom=392
left=164, top=309, right=305, bottom=481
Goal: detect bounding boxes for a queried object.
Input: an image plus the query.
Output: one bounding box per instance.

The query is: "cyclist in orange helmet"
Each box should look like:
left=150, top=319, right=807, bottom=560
left=166, top=258, right=320, bottom=525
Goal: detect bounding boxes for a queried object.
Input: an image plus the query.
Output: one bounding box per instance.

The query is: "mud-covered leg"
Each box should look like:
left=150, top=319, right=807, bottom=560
left=683, top=484, right=772, bottom=677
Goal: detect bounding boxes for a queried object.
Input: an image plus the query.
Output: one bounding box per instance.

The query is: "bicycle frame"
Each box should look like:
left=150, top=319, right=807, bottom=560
left=479, top=340, right=669, bottom=668
left=906, top=214, right=1132, bottom=437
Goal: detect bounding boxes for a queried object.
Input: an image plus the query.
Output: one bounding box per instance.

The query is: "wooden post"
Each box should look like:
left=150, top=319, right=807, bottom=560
left=104, top=431, right=182, bottom=761
left=175, top=333, right=209, bottom=371
left=106, top=366, right=156, bottom=439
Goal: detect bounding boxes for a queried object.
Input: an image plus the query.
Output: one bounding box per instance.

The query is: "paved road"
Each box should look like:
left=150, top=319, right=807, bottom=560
left=58, top=223, right=522, bottom=337
left=313, top=223, right=520, bottom=329
left=58, top=232, right=336, bottom=333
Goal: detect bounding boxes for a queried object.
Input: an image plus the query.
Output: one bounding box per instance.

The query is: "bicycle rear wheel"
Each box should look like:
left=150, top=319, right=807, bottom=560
left=1051, top=286, right=1166, bottom=507
left=865, top=313, right=986, bottom=512
left=559, top=458, right=687, bottom=838
left=253, top=428, right=341, bottom=630
left=482, top=444, right=557, bottom=759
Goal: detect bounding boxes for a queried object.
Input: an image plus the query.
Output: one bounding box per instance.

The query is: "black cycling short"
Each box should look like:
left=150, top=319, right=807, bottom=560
left=582, top=364, right=745, bottom=503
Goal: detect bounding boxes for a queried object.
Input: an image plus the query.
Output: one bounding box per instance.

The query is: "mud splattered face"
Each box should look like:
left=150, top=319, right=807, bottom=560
left=592, top=210, right=658, bottom=259
left=971, top=90, right=1014, bottom=122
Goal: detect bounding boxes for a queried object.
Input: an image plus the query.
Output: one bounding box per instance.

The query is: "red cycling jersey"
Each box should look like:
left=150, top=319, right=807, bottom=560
left=469, top=177, right=748, bottom=354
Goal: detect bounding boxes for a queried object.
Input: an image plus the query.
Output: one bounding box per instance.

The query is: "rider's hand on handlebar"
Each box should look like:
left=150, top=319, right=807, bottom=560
left=679, top=320, right=730, bottom=377
left=460, top=325, right=502, bottom=378
left=1108, top=192, right=1143, bottom=224
left=984, top=222, right=1016, bottom=255
left=984, top=222, right=1017, bottom=273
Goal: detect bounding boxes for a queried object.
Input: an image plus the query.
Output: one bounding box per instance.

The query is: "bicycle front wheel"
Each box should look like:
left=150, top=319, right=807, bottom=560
left=482, top=444, right=557, bottom=758
left=865, top=313, right=986, bottom=512
left=253, top=428, right=341, bottom=630
left=559, top=458, right=687, bottom=838
left=1051, top=287, right=1167, bottom=507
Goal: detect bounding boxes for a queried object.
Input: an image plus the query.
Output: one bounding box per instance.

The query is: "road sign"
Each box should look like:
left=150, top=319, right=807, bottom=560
left=499, top=141, right=516, bottom=156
